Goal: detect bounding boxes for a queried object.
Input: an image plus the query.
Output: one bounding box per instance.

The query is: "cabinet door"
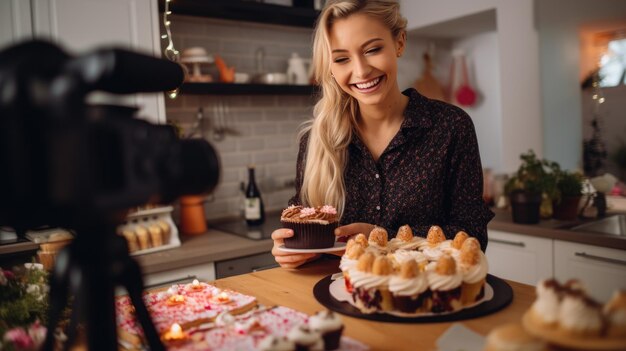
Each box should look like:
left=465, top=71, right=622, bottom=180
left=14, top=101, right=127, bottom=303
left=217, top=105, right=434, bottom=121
left=486, top=230, right=553, bottom=285
left=0, top=0, right=32, bottom=50
left=554, top=240, right=626, bottom=301
left=215, top=252, right=277, bottom=279
left=31, top=0, right=166, bottom=124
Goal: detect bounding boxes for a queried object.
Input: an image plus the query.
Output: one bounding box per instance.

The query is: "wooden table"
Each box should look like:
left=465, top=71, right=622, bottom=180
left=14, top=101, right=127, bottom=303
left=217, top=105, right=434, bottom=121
left=211, top=256, right=536, bottom=351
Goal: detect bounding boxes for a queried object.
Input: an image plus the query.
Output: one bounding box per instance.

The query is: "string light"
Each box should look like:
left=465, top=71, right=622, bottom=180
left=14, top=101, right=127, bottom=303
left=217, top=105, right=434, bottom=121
left=163, top=0, right=181, bottom=99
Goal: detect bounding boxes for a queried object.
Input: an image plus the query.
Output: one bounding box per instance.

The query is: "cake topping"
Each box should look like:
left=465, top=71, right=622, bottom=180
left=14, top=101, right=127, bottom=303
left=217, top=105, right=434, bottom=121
left=563, top=279, right=586, bottom=294
left=280, top=205, right=338, bottom=223
left=559, top=291, right=603, bottom=333
left=399, top=260, right=420, bottom=279
left=369, top=227, right=388, bottom=247
left=300, top=207, right=316, bottom=217
left=372, top=256, right=393, bottom=276
left=452, top=231, right=469, bottom=249
left=345, top=243, right=365, bottom=260
left=287, top=325, right=322, bottom=347
left=319, top=205, right=337, bottom=215
left=354, top=233, right=369, bottom=248
left=459, top=237, right=481, bottom=265
left=309, top=310, right=343, bottom=332
left=396, top=225, right=413, bottom=242
left=257, top=335, right=296, bottom=351
left=356, top=252, right=375, bottom=273
left=426, top=226, right=446, bottom=246
left=435, top=254, right=457, bottom=275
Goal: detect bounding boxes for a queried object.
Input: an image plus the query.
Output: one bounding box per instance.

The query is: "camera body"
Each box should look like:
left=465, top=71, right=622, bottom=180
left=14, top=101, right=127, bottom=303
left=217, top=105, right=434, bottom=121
left=0, top=40, right=219, bottom=232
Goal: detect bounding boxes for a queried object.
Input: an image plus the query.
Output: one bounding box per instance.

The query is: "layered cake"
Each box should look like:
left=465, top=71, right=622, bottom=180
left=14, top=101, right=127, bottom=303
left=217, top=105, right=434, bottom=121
left=339, top=225, right=489, bottom=314
left=281, top=205, right=339, bottom=249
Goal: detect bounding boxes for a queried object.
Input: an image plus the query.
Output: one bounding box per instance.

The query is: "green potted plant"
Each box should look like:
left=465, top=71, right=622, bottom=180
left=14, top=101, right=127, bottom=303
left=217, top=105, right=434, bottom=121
left=505, top=150, right=556, bottom=224
left=551, top=168, right=585, bottom=221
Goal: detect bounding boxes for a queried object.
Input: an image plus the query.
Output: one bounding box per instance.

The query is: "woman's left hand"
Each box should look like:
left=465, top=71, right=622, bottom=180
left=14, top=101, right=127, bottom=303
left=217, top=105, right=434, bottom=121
left=334, top=222, right=375, bottom=241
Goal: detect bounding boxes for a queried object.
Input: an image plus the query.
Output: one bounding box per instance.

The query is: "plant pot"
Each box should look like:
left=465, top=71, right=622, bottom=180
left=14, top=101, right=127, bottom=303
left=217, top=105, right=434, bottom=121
left=509, top=191, right=542, bottom=224
left=552, top=195, right=582, bottom=221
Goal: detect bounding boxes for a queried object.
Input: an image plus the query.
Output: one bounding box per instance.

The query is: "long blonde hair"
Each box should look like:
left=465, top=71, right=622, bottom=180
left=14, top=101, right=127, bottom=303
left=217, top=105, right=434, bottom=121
left=299, top=0, right=407, bottom=217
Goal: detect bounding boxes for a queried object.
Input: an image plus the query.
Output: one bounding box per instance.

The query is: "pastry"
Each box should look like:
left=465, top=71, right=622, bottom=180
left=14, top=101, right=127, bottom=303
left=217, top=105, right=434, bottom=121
left=308, top=310, right=344, bottom=350
left=427, top=254, right=463, bottom=312
left=421, top=225, right=447, bottom=261
left=121, top=229, right=139, bottom=253
left=351, top=252, right=389, bottom=314
left=483, top=323, right=547, bottom=351
left=603, top=290, right=626, bottom=338
left=458, top=237, right=488, bottom=305
left=368, top=226, right=389, bottom=252
left=281, top=205, right=338, bottom=249
left=528, top=279, right=562, bottom=328
left=287, top=325, right=324, bottom=350
left=156, top=220, right=172, bottom=244
left=148, top=224, right=163, bottom=247
left=389, top=260, right=430, bottom=313
left=558, top=290, right=603, bottom=337
left=134, top=225, right=151, bottom=250
left=389, top=224, right=423, bottom=251
left=340, top=240, right=365, bottom=294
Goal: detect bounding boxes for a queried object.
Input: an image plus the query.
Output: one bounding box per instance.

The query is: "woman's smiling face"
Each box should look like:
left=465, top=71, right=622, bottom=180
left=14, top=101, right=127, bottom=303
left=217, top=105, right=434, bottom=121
left=329, top=12, right=405, bottom=107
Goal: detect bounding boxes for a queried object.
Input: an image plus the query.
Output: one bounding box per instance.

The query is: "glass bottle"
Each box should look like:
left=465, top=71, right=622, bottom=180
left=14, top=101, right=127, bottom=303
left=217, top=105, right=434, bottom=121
left=245, top=165, right=265, bottom=226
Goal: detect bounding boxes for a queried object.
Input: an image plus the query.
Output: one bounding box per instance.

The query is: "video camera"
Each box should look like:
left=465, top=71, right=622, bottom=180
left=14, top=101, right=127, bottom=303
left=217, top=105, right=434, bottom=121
left=0, top=40, right=220, bottom=350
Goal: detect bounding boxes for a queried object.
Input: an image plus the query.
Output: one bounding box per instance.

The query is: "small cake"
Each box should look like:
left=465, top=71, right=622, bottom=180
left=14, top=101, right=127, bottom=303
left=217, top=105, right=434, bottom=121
left=281, top=205, right=339, bottom=249
left=558, top=290, right=604, bottom=337
left=121, top=229, right=139, bottom=253
left=528, top=279, right=562, bottom=328
left=389, top=225, right=423, bottom=251
left=603, top=290, right=626, bottom=338
left=368, top=226, right=389, bottom=252
left=258, top=335, right=296, bottom=351
left=483, top=323, right=547, bottom=351
left=148, top=224, right=163, bottom=247
left=458, top=238, right=488, bottom=306
left=135, top=225, right=151, bottom=250
left=389, top=260, right=430, bottom=313
left=340, top=240, right=365, bottom=294
left=308, top=310, right=344, bottom=350
left=157, top=220, right=171, bottom=244
left=351, top=252, right=390, bottom=314
left=287, top=325, right=324, bottom=350
left=427, top=254, right=463, bottom=312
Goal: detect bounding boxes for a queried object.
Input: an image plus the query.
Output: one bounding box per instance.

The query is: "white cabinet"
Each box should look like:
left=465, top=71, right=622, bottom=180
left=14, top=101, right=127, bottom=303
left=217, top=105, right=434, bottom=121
left=30, top=0, right=166, bottom=124
left=143, top=262, right=216, bottom=289
left=486, top=230, right=554, bottom=285
left=554, top=240, right=626, bottom=302
left=0, top=0, right=32, bottom=49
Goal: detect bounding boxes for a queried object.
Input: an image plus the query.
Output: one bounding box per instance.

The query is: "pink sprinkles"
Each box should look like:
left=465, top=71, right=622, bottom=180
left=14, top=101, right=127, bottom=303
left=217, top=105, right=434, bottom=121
left=320, top=205, right=337, bottom=215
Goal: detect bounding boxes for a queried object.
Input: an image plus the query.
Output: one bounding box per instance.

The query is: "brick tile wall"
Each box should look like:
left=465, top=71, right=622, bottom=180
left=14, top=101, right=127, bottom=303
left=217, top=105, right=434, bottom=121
left=165, top=15, right=314, bottom=220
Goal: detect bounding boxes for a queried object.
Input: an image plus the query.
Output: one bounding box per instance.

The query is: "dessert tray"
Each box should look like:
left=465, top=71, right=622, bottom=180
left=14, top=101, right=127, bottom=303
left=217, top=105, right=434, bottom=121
left=521, top=311, right=626, bottom=351
left=313, top=273, right=513, bottom=323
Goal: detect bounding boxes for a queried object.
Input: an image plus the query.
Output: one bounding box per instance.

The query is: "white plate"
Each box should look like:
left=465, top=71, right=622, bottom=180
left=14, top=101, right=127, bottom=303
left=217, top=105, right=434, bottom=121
left=277, top=242, right=347, bottom=253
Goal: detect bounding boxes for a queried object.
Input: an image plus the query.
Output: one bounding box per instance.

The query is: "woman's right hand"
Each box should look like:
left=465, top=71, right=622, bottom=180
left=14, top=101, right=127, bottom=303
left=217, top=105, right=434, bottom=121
left=271, top=228, right=320, bottom=269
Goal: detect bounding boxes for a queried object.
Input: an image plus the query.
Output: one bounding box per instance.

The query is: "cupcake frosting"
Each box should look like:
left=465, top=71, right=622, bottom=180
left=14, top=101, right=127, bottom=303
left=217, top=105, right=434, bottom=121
left=391, top=250, right=427, bottom=266
left=257, top=335, right=295, bottom=351
left=558, top=292, right=603, bottom=332
left=349, top=269, right=390, bottom=290
left=531, top=279, right=561, bottom=324
left=389, top=273, right=428, bottom=296
left=287, top=325, right=323, bottom=348
left=308, top=310, right=342, bottom=333
left=281, top=205, right=338, bottom=224
left=427, top=270, right=463, bottom=291
left=459, top=253, right=489, bottom=284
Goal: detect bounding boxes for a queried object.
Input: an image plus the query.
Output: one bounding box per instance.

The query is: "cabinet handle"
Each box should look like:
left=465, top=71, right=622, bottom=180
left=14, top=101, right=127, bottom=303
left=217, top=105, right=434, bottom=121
left=490, top=238, right=525, bottom=247
left=575, top=252, right=626, bottom=266
left=252, top=264, right=279, bottom=272
left=145, top=275, right=197, bottom=289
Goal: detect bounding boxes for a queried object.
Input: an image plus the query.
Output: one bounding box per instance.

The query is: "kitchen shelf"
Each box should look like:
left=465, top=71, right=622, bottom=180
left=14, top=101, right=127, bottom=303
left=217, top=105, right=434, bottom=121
left=180, top=82, right=317, bottom=95
left=160, top=0, right=320, bottom=28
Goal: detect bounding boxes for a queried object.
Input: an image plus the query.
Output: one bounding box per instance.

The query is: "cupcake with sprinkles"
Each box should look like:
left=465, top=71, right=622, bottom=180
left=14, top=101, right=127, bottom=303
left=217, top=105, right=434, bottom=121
left=281, top=205, right=339, bottom=249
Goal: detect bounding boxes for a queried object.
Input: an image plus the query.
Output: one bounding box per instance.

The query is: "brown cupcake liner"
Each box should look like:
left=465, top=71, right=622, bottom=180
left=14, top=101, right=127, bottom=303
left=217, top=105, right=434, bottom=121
left=321, top=326, right=344, bottom=350
left=281, top=221, right=338, bottom=249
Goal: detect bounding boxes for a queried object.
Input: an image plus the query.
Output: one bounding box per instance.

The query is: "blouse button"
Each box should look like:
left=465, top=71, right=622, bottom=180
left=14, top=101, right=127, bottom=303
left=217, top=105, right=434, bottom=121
left=376, top=206, right=381, bottom=210
left=375, top=173, right=380, bottom=179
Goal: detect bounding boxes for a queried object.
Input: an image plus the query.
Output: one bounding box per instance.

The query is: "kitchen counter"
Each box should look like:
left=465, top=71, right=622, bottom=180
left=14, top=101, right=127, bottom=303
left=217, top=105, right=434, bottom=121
left=212, top=256, right=536, bottom=351
left=488, top=208, right=626, bottom=250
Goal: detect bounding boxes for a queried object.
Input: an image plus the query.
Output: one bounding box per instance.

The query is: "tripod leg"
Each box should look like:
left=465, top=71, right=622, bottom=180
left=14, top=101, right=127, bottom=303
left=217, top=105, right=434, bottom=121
left=119, top=255, right=165, bottom=351
left=62, top=272, right=84, bottom=351
left=42, top=247, right=72, bottom=351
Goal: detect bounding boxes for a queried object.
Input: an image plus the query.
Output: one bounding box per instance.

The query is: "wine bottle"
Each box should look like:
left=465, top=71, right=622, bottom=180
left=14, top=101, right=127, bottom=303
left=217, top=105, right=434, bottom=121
left=245, top=165, right=265, bottom=226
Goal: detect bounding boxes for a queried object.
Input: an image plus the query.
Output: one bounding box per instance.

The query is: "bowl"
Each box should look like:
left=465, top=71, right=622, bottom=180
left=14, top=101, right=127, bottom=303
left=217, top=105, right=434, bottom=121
left=234, top=72, right=250, bottom=84
left=253, top=72, right=288, bottom=85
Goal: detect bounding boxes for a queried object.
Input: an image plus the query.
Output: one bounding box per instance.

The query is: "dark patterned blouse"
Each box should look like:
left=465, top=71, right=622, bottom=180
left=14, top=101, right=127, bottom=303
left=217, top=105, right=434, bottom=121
left=289, top=88, right=494, bottom=251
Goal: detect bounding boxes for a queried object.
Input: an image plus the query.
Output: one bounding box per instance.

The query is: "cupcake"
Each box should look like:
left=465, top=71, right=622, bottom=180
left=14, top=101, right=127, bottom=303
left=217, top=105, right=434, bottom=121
left=389, top=225, right=424, bottom=251
left=483, top=323, right=547, bottom=351
left=427, top=254, right=463, bottom=312
left=287, top=324, right=324, bottom=351
left=350, top=252, right=391, bottom=314
left=281, top=205, right=339, bottom=249
left=528, top=279, right=562, bottom=328
left=603, top=290, right=626, bottom=338
left=258, top=335, right=296, bottom=351
left=421, top=225, right=447, bottom=261
left=308, top=310, right=344, bottom=350
left=340, top=241, right=365, bottom=293
left=367, top=226, right=389, bottom=253
left=458, top=238, right=489, bottom=306
left=389, top=260, right=430, bottom=313
left=558, top=290, right=604, bottom=337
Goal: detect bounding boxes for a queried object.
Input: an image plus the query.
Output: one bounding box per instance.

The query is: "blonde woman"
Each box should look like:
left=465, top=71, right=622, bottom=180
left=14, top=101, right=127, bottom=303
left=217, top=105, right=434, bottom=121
left=272, top=0, right=493, bottom=268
